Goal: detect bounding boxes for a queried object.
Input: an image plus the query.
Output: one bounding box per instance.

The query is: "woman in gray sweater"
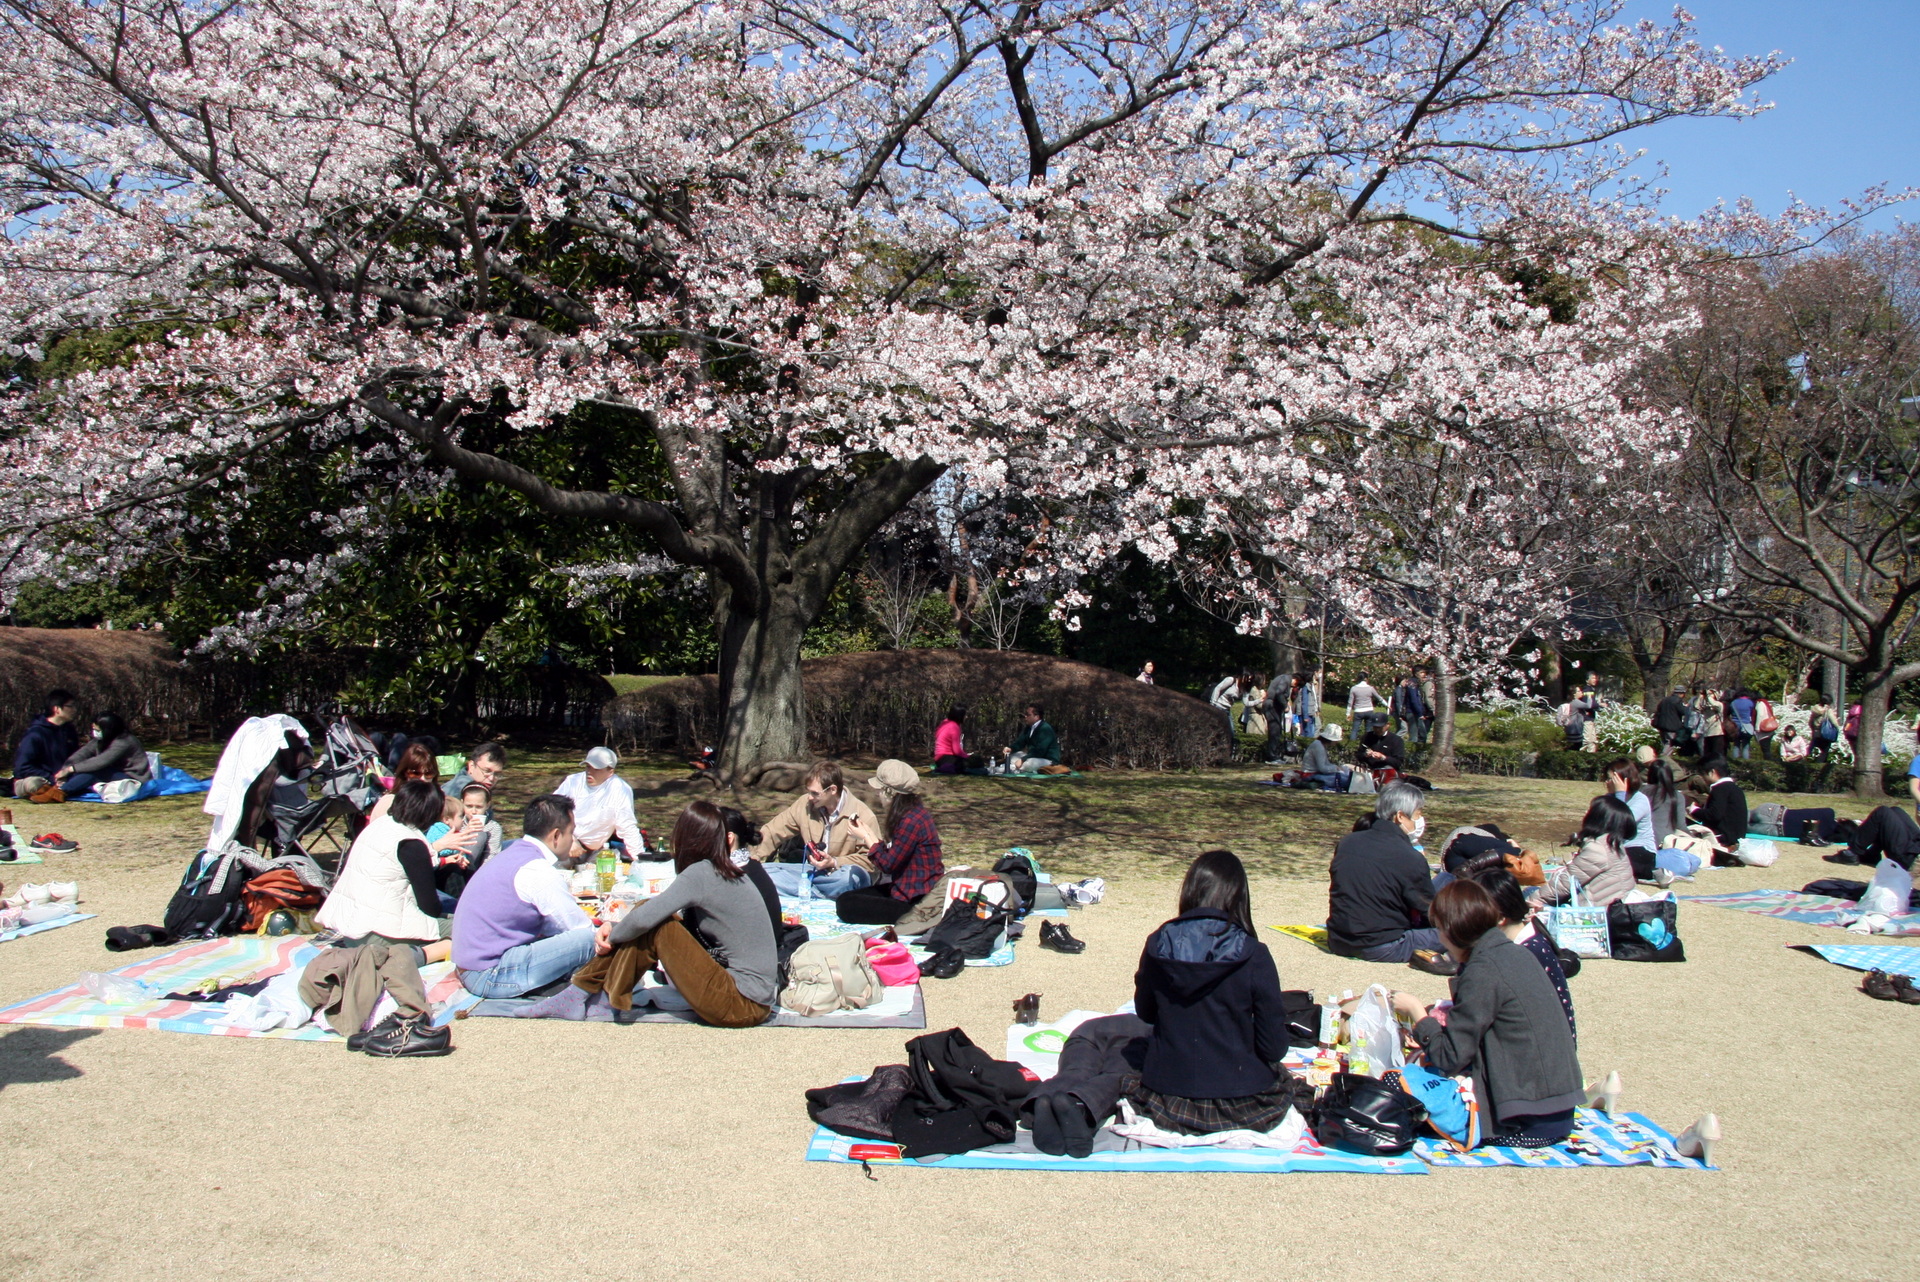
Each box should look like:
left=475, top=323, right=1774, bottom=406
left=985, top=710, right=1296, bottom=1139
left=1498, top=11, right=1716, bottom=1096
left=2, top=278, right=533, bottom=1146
left=55, top=712, right=151, bottom=798
left=527, top=801, right=777, bottom=1026
left=1393, top=879, right=1585, bottom=1147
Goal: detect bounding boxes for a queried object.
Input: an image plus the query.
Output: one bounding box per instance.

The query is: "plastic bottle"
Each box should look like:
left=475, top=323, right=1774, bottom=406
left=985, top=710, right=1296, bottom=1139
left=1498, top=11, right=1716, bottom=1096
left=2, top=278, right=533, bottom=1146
left=595, top=849, right=616, bottom=894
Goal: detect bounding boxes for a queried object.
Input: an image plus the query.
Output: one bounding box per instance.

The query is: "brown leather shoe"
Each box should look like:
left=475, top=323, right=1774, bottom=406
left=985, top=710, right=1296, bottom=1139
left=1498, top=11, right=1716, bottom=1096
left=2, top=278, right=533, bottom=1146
left=1889, top=974, right=1920, bottom=1006
left=1863, top=969, right=1901, bottom=1001
left=1409, top=949, right=1460, bottom=977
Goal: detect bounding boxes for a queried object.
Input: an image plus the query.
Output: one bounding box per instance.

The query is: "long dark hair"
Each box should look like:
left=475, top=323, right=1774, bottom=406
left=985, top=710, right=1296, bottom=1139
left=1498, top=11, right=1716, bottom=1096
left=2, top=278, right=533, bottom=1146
left=884, top=789, right=926, bottom=840
left=1643, top=757, right=1678, bottom=807
left=1177, top=849, right=1254, bottom=934
left=718, top=805, right=761, bottom=850
left=1579, top=794, right=1637, bottom=852
left=672, top=800, right=742, bottom=879
left=91, top=711, right=127, bottom=744
left=1461, top=854, right=1529, bottom=925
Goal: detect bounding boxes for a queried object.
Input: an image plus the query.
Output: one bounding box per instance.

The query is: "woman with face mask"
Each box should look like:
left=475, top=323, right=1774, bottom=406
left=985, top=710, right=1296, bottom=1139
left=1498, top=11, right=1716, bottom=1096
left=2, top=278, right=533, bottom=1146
left=53, top=711, right=151, bottom=799
left=1326, top=781, right=1453, bottom=974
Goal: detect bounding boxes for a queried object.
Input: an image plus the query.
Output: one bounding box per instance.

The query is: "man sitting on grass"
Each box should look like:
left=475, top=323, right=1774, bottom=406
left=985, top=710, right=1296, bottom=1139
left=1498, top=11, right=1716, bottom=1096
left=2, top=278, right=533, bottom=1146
left=556, top=747, right=644, bottom=861
left=752, top=761, right=878, bottom=898
left=12, top=688, right=80, bottom=799
left=443, top=741, right=508, bottom=799
left=1327, top=782, right=1452, bottom=973
left=991, top=704, right=1061, bottom=775
left=454, top=795, right=608, bottom=998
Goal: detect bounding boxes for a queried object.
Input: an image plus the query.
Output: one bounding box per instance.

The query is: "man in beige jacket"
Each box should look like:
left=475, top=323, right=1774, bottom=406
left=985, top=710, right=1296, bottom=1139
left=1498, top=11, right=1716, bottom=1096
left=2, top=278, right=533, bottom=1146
left=753, top=761, right=878, bottom=898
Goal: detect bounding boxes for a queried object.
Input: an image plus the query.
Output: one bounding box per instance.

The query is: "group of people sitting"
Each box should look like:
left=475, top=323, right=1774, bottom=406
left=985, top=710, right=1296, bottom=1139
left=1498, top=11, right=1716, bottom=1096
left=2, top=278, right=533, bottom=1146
left=931, top=703, right=1061, bottom=776
left=1293, top=721, right=1409, bottom=792
left=312, top=752, right=954, bottom=1032
left=1324, top=760, right=1752, bottom=982
left=9, top=689, right=152, bottom=803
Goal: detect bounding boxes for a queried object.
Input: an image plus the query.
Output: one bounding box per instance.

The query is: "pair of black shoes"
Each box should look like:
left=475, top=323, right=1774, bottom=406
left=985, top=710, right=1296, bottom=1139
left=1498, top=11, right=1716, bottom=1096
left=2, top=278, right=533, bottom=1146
left=0, top=829, right=14, bottom=862
left=348, top=1011, right=453, bottom=1057
left=1028, top=1094, right=1098, bottom=1158
left=1039, top=921, right=1085, bottom=954
left=919, top=948, right=967, bottom=980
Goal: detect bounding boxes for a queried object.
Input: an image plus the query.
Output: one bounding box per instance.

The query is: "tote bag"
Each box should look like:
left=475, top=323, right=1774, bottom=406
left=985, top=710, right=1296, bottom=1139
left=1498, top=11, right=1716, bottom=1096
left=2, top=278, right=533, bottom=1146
left=1542, top=875, right=1611, bottom=959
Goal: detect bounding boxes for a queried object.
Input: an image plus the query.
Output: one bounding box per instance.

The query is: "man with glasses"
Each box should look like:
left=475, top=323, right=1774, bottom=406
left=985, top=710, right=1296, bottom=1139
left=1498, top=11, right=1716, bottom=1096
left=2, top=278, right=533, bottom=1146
left=752, top=761, right=879, bottom=899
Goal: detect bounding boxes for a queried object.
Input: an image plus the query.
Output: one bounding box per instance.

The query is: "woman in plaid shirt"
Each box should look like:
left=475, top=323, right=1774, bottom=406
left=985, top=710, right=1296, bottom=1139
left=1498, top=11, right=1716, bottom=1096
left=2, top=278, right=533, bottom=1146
left=835, top=759, right=946, bottom=925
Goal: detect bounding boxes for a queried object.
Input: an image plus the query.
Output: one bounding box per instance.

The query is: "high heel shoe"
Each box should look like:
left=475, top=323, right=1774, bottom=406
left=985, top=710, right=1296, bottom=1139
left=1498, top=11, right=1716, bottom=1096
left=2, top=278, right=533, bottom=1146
left=1675, top=1113, right=1720, bottom=1166
left=1584, top=1070, right=1622, bottom=1114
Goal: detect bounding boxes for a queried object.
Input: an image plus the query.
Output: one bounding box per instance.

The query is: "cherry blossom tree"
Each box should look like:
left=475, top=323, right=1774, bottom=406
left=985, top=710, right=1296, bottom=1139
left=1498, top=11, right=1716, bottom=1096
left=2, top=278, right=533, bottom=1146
left=0, top=0, right=1780, bottom=775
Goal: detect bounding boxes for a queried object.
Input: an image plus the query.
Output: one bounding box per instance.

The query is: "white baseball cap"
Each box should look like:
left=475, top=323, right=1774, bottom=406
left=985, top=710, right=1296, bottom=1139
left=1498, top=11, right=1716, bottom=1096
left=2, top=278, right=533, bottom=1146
left=581, top=747, right=619, bottom=770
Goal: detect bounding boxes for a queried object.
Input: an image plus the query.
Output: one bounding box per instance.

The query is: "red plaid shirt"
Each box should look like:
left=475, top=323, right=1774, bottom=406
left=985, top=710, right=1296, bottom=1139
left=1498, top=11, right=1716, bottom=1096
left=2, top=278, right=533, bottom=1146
left=872, top=805, right=945, bottom=901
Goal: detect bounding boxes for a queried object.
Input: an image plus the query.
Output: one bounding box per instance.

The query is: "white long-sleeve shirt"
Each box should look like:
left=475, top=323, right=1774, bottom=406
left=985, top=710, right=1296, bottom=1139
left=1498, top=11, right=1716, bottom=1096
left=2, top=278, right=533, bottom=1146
left=554, top=771, right=645, bottom=853
left=1346, top=682, right=1379, bottom=715
left=513, top=838, right=593, bottom=935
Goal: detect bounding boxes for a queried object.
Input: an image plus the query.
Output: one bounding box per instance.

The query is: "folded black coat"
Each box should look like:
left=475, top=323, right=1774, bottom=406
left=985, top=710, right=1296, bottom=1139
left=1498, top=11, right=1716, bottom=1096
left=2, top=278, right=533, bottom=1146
left=891, top=1027, right=1034, bottom=1158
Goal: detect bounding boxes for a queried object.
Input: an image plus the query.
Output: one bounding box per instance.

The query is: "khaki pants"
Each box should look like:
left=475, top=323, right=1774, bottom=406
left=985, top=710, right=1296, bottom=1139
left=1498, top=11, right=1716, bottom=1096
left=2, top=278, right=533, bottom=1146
left=571, top=919, right=770, bottom=1027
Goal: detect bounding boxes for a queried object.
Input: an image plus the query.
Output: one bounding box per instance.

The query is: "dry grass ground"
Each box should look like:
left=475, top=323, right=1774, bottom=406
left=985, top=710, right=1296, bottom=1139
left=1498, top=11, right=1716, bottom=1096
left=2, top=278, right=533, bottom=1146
left=1, top=754, right=1913, bottom=1281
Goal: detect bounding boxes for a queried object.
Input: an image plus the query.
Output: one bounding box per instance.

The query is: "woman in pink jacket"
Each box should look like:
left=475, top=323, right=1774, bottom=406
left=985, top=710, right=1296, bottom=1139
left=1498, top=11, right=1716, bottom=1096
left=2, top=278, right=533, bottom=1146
left=934, top=706, right=970, bottom=775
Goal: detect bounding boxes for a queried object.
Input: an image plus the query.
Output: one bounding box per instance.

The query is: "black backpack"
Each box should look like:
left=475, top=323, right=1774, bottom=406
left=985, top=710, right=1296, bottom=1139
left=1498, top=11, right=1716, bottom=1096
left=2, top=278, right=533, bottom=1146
left=919, top=885, right=1014, bottom=958
left=1313, top=1073, right=1428, bottom=1155
left=161, top=850, right=251, bottom=941
left=890, top=1028, right=1034, bottom=1157
left=989, top=851, right=1038, bottom=911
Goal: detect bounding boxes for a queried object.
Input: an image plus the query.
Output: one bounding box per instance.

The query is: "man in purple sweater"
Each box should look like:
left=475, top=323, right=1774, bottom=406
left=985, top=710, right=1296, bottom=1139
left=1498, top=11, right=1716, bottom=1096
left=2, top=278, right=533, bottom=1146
left=454, top=794, right=608, bottom=998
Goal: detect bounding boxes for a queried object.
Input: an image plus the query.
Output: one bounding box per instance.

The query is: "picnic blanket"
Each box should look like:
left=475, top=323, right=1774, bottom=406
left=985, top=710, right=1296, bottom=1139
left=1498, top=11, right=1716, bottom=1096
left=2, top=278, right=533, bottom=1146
left=1682, top=889, right=1920, bottom=936
left=0, top=936, right=477, bottom=1040
left=0, top=911, right=94, bottom=944
left=73, top=764, right=210, bottom=803
left=471, top=982, right=927, bottom=1027
left=1800, top=942, right=1920, bottom=977
left=1414, top=1109, right=1715, bottom=1170
left=1269, top=924, right=1331, bottom=952
left=804, top=1117, right=1426, bottom=1174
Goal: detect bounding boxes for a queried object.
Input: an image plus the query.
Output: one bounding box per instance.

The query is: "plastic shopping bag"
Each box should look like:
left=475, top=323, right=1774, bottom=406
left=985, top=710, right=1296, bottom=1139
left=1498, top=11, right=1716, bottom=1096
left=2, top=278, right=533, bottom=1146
left=1858, top=858, right=1914, bottom=916
left=1735, top=836, right=1779, bottom=868
left=1345, top=984, right=1405, bottom=1076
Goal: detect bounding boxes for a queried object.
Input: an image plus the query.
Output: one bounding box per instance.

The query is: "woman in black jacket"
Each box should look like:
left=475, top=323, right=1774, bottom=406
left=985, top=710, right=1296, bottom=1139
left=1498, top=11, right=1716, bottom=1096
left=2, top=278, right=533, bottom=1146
left=1022, top=850, right=1294, bottom=1157
left=1392, top=880, right=1585, bottom=1147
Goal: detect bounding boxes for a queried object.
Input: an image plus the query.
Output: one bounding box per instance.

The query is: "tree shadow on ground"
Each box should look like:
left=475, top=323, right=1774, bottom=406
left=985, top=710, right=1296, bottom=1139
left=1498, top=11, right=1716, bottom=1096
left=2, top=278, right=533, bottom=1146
left=0, top=1026, right=101, bottom=1092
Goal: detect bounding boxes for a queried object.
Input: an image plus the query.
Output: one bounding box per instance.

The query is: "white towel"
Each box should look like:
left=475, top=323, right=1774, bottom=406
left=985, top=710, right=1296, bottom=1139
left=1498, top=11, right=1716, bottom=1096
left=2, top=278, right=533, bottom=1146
left=203, top=714, right=309, bottom=848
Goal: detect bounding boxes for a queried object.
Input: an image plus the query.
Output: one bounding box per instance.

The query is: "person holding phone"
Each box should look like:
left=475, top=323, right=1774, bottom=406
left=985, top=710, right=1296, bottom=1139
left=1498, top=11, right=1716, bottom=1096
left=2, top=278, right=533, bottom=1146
left=751, top=761, right=878, bottom=899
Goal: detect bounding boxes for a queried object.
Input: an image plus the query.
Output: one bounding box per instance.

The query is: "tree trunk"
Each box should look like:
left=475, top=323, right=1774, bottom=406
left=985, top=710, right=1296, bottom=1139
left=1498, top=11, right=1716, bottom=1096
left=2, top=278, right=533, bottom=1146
left=1853, top=643, right=1893, bottom=800
left=1428, top=652, right=1458, bottom=774
left=715, top=587, right=811, bottom=775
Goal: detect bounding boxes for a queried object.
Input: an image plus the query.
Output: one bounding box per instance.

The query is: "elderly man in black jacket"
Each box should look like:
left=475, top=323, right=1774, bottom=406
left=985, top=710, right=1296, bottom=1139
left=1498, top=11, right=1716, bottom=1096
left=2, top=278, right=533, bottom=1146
left=1327, top=781, right=1450, bottom=972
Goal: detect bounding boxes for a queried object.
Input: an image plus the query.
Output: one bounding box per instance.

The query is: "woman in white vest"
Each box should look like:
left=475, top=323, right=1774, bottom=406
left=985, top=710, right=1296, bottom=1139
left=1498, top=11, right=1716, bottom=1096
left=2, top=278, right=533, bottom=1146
left=316, top=780, right=453, bottom=962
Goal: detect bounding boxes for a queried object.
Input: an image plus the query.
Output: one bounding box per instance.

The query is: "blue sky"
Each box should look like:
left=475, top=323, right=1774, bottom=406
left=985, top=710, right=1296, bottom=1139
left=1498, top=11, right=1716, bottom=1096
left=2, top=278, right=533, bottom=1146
left=1619, top=1, right=1917, bottom=228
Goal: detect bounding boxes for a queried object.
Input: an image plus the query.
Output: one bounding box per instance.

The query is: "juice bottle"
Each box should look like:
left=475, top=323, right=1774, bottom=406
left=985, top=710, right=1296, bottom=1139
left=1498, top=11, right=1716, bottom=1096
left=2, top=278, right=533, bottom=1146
left=596, top=849, right=616, bottom=894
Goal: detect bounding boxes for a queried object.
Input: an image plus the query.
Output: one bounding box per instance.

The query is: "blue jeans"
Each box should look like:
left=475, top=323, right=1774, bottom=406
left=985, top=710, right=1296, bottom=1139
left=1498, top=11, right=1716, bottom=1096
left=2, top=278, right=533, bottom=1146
left=459, top=928, right=599, bottom=998
left=1655, top=848, right=1702, bottom=877
left=763, top=863, right=872, bottom=899
left=1295, top=715, right=1317, bottom=741
left=1307, top=769, right=1350, bottom=791
left=60, top=769, right=127, bottom=798
left=1351, top=928, right=1445, bottom=964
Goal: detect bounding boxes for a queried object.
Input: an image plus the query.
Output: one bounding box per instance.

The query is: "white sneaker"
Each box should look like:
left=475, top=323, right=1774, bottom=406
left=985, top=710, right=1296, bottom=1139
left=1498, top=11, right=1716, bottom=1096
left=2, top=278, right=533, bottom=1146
left=1063, top=877, right=1106, bottom=906
left=47, top=881, right=77, bottom=902
left=18, top=883, right=49, bottom=905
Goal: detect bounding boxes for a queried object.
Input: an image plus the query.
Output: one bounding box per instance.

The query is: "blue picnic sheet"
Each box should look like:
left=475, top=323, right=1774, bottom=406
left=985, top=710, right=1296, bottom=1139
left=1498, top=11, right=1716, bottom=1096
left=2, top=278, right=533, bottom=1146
left=0, top=911, right=95, bottom=944
left=1415, top=1109, right=1715, bottom=1170
left=73, top=764, right=210, bottom=803
left=1802, top=942, right=1920, bottom=977
left=804, top=1119, right=1426, bottom=1174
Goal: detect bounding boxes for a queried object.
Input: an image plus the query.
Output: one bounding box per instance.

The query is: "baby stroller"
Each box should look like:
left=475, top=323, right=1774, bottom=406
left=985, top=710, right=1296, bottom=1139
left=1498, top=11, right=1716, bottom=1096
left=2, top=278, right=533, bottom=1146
left=266, top=717, right=378, bottom=870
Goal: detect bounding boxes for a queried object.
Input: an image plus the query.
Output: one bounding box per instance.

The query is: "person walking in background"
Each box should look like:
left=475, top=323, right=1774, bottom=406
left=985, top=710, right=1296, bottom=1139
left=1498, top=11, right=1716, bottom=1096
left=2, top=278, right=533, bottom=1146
left=1292, top=674, right=1319, bottom=743
left=1654, top=686, right=1688, bottom=758
left=1693, top=688, right=1726, bottom=762
left=1808, top=698, right=1839, bottom=762
left=1753, top=693, right=1778, bottom=760
left=1394, top=674, right=1432, bottom=746
left=1578, top=675, right=1602, bottom=753
left=1727, top=689, right=1756, bottom=761
left=1845, top=702, right=1863, bottom=752
left=1346, top=673, right=1383, bottom=735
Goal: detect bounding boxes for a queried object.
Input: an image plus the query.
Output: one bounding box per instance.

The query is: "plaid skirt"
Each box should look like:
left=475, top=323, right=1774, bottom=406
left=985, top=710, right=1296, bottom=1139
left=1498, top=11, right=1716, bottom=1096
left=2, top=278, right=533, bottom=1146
left=1127, top=1062, right=1306, bottom=1135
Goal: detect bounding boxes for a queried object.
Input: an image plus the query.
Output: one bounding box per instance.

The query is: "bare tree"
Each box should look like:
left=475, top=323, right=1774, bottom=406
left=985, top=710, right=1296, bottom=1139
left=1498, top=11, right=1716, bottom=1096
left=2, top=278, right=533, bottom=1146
left=1653, top=229, right=1920, bottom=796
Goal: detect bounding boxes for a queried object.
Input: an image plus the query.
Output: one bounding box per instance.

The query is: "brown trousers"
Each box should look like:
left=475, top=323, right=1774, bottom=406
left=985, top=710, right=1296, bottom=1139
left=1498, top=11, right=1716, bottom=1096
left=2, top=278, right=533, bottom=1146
left=571, top=919, right=770, bottom=1028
